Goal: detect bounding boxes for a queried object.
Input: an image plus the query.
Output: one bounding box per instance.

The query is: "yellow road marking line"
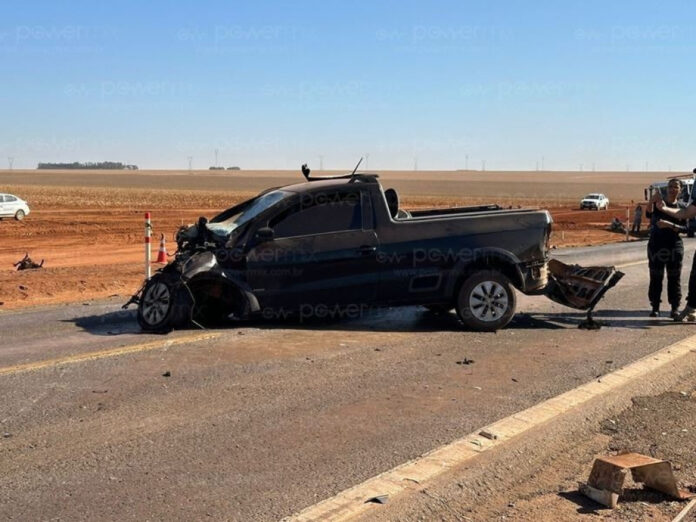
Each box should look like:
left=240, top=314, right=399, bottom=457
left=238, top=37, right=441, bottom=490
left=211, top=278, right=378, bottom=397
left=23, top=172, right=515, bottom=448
left=616, top=259, right=648, bottom=269
left=289, top=334, right=696, bottom=521
left=0, top=332, right=220, bottom=377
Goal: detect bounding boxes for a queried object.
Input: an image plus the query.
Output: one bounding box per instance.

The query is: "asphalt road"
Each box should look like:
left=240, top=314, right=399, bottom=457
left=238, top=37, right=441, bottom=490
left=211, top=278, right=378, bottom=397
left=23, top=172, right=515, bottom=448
left=2, top=240, right=696, bottom=521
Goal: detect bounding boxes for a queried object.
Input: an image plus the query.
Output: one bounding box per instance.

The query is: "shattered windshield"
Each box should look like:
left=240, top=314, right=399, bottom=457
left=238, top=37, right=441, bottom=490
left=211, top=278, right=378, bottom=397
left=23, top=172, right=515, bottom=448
left=206, top=190, right=291, bottom=236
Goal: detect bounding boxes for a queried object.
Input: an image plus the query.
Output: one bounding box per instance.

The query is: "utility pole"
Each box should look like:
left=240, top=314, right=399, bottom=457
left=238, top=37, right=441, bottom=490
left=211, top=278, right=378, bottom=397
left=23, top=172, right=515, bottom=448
left=414, top=157, right=418, bottom=171
left=482, top=159, right=486, bottom=171
left=592, top=162, right=595, bottom=172
left=535, top=160, right=539, bottom=171
left=541, top=156, right=545, bottom=171
left=214, top=149, right=219, bottom=168
left=465, top=154, right=469, bottom=170
left=365, top=153, right=370, bottom=170
left=8, top=157, right=14, bottom=170
left=319, top=155, right=324, bottom=171
left=187, top=156, right=193, bottom=173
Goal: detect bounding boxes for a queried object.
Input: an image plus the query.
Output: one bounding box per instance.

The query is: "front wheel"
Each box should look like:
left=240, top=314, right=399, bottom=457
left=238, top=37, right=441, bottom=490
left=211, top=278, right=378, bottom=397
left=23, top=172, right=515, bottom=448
left=15, top=210, right=25, bottom=221
left=456, top=270, right=516, bottom=332
left=137, top=274, right=191, bottom=333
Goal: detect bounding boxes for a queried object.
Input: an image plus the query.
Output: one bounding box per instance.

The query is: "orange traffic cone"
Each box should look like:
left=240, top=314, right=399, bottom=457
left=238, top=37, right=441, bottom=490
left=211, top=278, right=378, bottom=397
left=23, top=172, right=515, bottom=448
left=156, top=234, right=168, bottom=263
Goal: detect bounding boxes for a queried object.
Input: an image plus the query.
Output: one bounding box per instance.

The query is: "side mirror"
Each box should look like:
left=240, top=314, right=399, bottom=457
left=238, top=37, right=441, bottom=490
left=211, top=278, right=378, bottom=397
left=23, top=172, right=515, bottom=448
left=255, top=227, right=274, bottom=242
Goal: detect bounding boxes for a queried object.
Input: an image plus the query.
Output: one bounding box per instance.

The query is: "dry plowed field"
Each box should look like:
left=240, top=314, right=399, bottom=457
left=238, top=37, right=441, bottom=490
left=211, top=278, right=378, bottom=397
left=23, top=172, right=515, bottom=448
left=0, top=169, right=661, bottom=309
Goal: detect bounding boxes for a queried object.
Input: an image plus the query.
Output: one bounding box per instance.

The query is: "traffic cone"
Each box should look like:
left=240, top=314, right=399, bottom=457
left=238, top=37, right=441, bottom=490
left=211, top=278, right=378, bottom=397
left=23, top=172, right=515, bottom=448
left=156, top=234, right=168, bottom=263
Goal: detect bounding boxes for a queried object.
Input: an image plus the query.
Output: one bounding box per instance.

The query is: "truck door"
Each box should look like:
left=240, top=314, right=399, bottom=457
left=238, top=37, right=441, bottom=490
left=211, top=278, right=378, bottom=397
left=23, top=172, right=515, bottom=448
left=245, top=189, right=380, bottom=315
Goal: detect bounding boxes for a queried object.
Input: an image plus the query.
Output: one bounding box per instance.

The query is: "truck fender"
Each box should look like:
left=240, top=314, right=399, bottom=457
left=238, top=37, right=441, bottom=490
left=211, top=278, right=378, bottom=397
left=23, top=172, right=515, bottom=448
left=181, top=251, right=261, bottom=314
left=444, top=248, right=524, bottom=297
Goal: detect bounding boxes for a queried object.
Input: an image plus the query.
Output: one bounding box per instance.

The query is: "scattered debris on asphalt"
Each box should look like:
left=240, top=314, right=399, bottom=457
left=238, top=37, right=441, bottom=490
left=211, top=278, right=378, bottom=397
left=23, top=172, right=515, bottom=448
left=479, top=430, right=499, bottom=440
left=456, top=358, right=474, bottom=365
left=580, top=452, right=694, bottom=508
left=162, top=371, right=171, bottom=377
left=365, top=495, right=389, bottom=504
left=13, top=253, right=44, bottom=271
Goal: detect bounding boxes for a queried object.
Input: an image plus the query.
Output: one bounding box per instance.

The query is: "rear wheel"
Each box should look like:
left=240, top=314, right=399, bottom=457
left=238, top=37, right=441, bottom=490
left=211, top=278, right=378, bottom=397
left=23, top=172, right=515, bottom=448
left=456, top=270, right=516, bottom=332
left=15, top=210, right=25, bottom=221
left=137, top=274, right=191, bottom=333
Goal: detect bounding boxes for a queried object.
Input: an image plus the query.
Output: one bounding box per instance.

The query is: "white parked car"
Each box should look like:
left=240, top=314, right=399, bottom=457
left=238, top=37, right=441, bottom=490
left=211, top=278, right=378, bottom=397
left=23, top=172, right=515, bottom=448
left=0, top=193, right=30, bottom=220
left=580, top=193, right=609, bottom=210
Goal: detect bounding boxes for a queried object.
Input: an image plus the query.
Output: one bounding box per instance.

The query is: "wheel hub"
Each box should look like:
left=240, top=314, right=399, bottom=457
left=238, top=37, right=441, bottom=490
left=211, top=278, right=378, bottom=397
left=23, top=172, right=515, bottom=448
left=469, top=281, right=509, bottom=322
left=141, top=282, right=171, bottom=325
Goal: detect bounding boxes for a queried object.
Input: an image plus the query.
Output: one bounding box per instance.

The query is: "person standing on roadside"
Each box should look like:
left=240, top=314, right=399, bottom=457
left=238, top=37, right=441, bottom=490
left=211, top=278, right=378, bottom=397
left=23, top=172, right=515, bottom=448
left=646, top=179, right=687, bottom=317
left=632, top=203, right=643, bottom=233
left=655, top=179, right=696, bottom=321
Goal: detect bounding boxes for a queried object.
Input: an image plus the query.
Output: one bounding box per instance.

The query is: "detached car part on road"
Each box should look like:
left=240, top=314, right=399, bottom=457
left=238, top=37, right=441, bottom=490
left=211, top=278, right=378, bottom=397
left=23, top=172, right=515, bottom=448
left=131, top=166, right=623, bottom=333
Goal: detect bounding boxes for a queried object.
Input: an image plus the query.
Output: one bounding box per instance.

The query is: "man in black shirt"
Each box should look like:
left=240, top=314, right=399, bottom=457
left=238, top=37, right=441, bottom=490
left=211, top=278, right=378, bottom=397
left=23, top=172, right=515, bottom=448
left=646, top=179, right=687, bottom=317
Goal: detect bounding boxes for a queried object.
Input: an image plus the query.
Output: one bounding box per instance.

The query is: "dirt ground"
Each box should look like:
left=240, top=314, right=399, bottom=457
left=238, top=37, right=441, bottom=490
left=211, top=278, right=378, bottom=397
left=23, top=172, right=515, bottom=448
left=0, top=170, right=651, bottom=310
left=467, top=384, right=696, bottom=522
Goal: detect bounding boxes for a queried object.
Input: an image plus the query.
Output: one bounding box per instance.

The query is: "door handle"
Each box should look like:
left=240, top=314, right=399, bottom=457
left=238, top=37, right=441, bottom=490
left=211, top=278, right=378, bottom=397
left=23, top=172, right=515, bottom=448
left=357, top=245, right=377, bottom=255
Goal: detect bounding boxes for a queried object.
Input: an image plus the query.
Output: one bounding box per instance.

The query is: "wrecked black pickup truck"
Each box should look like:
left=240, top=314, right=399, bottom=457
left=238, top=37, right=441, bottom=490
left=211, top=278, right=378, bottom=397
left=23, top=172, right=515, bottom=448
left=131, top=166, right=623, bottom=333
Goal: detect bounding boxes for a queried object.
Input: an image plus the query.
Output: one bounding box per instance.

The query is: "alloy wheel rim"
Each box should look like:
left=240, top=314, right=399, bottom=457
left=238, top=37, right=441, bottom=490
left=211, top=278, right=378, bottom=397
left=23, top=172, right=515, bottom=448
left=469, top=281, right=508, bottom=322
left=142, top=282, right=171, bottom=325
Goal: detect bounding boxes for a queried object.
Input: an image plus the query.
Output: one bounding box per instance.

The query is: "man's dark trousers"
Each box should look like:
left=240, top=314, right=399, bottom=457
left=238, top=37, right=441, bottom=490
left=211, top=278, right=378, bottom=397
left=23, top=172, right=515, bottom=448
left=648, top=240, right=684, bottom=309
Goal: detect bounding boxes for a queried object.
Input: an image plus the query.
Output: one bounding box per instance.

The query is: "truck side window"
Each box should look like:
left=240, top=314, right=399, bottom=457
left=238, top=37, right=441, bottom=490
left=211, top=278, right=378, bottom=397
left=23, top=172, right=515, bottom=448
left=271, top=191, right=362, bottom=238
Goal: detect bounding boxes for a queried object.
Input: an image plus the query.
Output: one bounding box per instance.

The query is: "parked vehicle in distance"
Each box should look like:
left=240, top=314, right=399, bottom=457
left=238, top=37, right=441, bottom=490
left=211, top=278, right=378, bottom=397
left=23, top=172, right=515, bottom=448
left=580, top=193, right=609, bottom=210
left=0, top=193, right=30, bottom=221
left=131, top=165, right=622, bottom=333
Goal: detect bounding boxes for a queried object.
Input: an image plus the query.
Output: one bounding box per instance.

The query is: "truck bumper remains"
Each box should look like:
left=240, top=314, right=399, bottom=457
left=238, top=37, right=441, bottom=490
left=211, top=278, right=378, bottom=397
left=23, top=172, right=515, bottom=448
left=544, top=259, right=624, bottom=328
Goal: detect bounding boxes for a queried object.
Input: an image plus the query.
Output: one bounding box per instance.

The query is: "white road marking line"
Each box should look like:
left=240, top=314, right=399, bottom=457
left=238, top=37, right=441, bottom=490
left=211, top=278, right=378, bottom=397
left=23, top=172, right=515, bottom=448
left=288, top=334, right=696, bottom=521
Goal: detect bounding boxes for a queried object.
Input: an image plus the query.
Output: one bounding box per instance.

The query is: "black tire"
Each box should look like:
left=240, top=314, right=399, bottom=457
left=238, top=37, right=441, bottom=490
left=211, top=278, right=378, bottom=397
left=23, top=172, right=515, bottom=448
left=137, top=274, right=191, bottom=333
left=15, top=210, right=25, bottom=221
left=456, top=270, right=516, bottom=332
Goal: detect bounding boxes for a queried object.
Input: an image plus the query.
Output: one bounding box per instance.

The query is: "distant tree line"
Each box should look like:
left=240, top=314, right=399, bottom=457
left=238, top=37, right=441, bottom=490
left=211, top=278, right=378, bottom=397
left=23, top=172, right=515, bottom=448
left=37, top=162, right=139, bottom=170
left=209, top=166, right=241, bottom=170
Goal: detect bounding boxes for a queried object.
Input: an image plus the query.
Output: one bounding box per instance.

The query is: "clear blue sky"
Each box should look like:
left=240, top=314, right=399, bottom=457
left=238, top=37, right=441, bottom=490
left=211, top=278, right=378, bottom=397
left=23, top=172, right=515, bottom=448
left=1, top=0, right=695, bottom=171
